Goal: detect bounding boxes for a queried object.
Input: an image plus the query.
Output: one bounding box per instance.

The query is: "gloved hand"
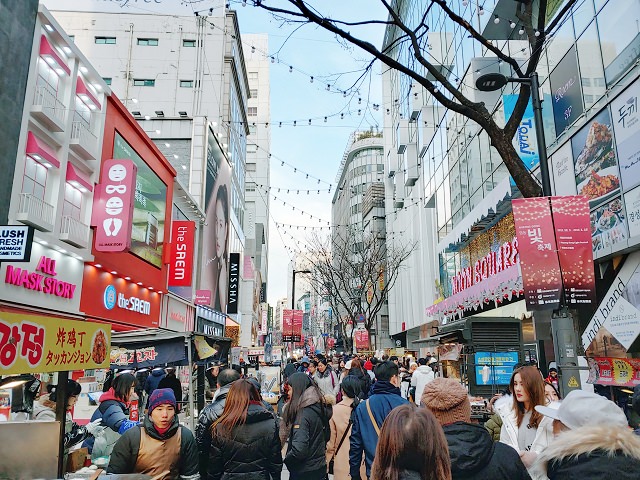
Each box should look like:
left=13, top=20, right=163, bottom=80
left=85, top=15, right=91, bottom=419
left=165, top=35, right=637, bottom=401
left=85, top=418, right=106, bottom=437
left=519, top=450, right=538, bottom=468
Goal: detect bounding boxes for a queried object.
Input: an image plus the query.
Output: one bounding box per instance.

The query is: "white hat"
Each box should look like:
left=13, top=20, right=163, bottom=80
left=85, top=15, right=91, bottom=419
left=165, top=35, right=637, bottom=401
left=535, top=389, right=628, bottom=430
left=345, top=360, right=352, bottom=370
left=427, top=357, right=438, bottom=365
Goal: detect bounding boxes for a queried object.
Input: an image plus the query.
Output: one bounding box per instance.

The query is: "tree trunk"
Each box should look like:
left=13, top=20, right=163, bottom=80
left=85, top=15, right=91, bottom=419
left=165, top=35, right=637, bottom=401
left=488, top=125, right=543, bottom=198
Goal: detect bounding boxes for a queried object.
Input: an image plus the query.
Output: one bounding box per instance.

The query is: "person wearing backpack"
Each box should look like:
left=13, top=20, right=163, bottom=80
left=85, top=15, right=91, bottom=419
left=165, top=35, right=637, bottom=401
left=281, top=372, right=332, bottom=480
left=326, top=376, right=366, bottom=480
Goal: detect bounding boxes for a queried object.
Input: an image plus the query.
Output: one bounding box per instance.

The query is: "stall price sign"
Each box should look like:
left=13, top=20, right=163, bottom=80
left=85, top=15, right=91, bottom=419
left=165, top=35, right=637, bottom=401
left=0, top=311, right=110, bottom=375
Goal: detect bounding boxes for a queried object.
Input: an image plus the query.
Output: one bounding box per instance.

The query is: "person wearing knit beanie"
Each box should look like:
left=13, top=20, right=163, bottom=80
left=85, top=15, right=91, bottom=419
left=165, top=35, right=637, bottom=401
left=421, top=377, right=471, bottom=425
left=421, top=378, right=530, bottom=480
left=147, top=387, right=176, bottom=415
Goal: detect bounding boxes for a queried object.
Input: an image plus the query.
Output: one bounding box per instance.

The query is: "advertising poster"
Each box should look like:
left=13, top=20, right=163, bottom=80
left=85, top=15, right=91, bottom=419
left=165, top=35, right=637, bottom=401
left=612, top=79, right=640, bottom=191
left=587, top=357, right=640, bottom=387
left=550, top=196, right=596, bottom=306
left=0, top=311, right=110, bottom=374
left=226, top=253, right=240, bottom=314
left=168, top=221, right=195, bottom=287
left=200, top=126, right=232, bottom=313
left=550, top=142, right=577, bottom=196
left=571, top=108, right=620, bottom=206
left=549, top=46, right=584, bottom=134
left=354, top=330, right=370, bottom=351
left=112, top=135, right=167, bottom=266
left=282, top=309, right=293, bottom=342
left=503, top=95, right=539, bottom=171
left=590, top=196, right=628, bottom=254
left=474, top=351, right=519, bottom=385
left=626, top=186, right=640, bottom=238
left=292, top=309, right=303, bottom=343
left=0, top=225, right=33, bottom=261
left=512, top=198, right=563, bottom=310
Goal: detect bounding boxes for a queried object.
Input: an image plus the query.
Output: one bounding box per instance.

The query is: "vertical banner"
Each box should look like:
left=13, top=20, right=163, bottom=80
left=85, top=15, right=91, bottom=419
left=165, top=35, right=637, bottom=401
left=282, top=309, right=293, bottom=342
left=292, top=310, right=303, bottom=343
left=93, top=159, right=137, bottom=252
left=227, top=253, right=240, bottom=314
left=259, top=310, right=267, bottom=336
left=168, top=221, right=195, bottom=287
left=611, top=79, right=640, bottom=191
left=512, top=198, right=563, bottom=310
left=550, top=196, right=596, bottom=306
left=354, top=330, right=370, bottom=350
left=503, top=95, right=539, bottom=171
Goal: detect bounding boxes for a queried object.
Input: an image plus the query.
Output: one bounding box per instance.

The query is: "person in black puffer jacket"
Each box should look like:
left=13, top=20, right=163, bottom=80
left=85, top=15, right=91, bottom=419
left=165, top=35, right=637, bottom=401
left=281, top=373, right=332, bottom=480
left=196, top=368, right=241, bottom=478
left=421, top=378, right=530, bottom=480
left=344, top=358, right=371, bottom=399
left=208, top=379, right=282, bottom=480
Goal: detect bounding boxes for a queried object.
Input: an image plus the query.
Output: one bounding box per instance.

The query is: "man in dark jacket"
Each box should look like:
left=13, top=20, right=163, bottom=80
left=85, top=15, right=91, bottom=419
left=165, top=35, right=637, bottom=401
left=421, top=377, right=530, bottom=480
left=534, top=389, right=640, bottom=479
left=144, top=367, right=166, bottom=410
left=196, top=368, right=241, bottom=477
left=108, top=388, right=199, bottom=479
left=349, top=361, right=408, bottom=480
left=158, top=367, right=183, bottom=409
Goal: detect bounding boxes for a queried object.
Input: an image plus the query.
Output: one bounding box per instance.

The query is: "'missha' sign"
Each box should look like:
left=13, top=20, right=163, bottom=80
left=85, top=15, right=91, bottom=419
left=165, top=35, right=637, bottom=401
left=450, top=238, right=519, bottom=295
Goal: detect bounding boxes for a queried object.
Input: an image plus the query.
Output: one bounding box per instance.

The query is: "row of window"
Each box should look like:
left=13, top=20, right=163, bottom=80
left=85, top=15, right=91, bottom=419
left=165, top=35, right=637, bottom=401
left=94, top=37, right=197, bottom=47
left=131, top=79, right=194, bottom=87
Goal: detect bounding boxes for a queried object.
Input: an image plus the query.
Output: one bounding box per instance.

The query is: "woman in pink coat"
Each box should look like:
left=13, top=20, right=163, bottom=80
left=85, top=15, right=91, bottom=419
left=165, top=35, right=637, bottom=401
left=326, top=376, right=366, bottom=480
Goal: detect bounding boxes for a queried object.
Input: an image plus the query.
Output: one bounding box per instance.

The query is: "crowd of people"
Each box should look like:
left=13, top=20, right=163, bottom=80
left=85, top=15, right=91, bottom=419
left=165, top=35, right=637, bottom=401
left=35, top=354, right=640, bottom=480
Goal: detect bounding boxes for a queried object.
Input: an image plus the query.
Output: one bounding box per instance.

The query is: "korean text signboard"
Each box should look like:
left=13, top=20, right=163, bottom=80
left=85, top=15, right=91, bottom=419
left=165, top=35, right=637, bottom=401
left=549, top=46, right=584, bottom=135
left=512, top=198, right=563, bottom=310
left=0, top=311, right=110, bottom=374
left=587, top=357, right=640, bottom=387
left=474, top=351, right=519, bottom=385
left=282, top=309, right=303, bottom=342
left=0, top=226, right=33, bottom=262
left=168, top=221, right=195, bottom=287
left=612, top=79, right=640, bottom=192
left=550, top=196, right=596, bottom=306
left=93, top=159, right=137, bottom=252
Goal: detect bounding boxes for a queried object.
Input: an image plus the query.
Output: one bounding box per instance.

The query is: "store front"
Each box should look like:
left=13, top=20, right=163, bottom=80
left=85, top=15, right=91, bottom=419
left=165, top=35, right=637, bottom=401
left=196, top=305, right=226, bottom=338
left=161, top=293, right=195, bottom=332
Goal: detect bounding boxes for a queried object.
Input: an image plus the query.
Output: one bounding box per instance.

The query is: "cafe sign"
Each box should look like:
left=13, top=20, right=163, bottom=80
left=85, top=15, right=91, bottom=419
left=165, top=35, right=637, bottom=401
left=0, top=311, right=110, bottom=374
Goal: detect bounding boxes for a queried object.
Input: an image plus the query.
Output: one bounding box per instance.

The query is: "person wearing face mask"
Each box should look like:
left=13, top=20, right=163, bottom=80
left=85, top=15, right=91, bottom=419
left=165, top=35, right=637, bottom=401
left=108, top=388, right=199, bottom=480
left=494, top=366, right=553, bottom=479
left=349, top=361, right=408, bottom=480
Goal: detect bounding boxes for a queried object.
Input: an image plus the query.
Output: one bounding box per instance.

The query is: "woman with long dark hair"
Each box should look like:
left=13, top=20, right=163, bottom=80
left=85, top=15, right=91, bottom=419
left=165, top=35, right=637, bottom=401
left=326, top=376, right=365, bottom=480
left=344, top=358, right=372, bottom=400
left=282, top=372, right=332, bottom=480
left=370, top=403, right=451, bottom=480
left=494, top=365, right=553, bottom=477
left=208, top=379, right=282, bottom=480
left=84, top=372, right=139, bottom=459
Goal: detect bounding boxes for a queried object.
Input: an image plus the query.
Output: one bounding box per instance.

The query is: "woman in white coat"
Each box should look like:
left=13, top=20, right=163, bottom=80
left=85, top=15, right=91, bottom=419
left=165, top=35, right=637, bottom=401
left=495, top=365, right=553, bottom=480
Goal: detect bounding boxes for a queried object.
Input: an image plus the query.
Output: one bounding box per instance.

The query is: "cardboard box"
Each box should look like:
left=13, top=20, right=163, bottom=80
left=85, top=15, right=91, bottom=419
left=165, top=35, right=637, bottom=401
left=66, top=447, right=88, bottom=472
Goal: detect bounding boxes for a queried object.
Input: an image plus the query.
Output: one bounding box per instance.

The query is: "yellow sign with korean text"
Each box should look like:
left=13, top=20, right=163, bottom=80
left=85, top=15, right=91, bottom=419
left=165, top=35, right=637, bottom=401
left=0, top=311, right=111, bottom=375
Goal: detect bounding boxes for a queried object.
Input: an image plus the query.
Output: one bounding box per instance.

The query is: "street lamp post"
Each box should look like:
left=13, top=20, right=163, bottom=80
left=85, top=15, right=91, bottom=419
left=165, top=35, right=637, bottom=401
left=476, top=72, right=581, bottom=396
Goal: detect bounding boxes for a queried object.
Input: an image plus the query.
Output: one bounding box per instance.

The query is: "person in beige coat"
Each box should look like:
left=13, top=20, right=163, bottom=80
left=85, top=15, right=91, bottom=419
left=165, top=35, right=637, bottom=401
left=326, top=376, right=366, bottom=480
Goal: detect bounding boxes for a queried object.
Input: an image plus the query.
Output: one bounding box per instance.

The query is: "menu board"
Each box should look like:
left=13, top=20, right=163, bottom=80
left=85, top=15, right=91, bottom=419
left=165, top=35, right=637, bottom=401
left=572, top=108, right=620, bottom=207
left=611, top=79, right=640, bottom=192
left=590, top=196, right=628, bottom=253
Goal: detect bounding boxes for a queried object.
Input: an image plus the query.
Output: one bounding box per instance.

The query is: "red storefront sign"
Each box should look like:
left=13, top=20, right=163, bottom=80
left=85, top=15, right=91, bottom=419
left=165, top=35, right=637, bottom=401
left=292, top=310, right=303, bottom=343
left=81, top=266, right=160, bottom=328
left=549, top=196, right=596, bottom=306
left=512, top=198, right=563, bottom=310
left=282, top=309, right=293, bottom=342
left=194, top=290, right=211, bottom=305
left=92, top=159, right=137, bottom=252
left=587, top=357, right=640, bottom=387
left=168, top=221, right=195, bottom=287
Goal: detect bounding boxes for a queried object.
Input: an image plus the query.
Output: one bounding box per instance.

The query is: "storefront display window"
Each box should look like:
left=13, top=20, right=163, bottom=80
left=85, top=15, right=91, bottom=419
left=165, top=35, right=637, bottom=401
left=597, top=0, right=640, bottom=86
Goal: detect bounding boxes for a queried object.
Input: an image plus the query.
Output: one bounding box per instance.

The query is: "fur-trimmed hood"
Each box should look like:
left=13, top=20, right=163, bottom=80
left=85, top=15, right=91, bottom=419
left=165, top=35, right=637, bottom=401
left=534, top=425, right=640, bottom=478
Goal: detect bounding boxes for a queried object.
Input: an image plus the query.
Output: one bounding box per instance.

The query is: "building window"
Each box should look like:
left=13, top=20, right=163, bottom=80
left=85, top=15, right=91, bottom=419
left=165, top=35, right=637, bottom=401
left=249, top=89, right=258, bottom=99
left=183, top=39, right=196, bottom=47
left=246, top=163, right=257, bottom=172
left=133, top=79, right=155, bottom=87
left=247, top=144, right=258, bottom=153
left=246, top=182, right=256, bottom=192
left=180, top=80, right=194, bottom=88
left=95, top=36, right=116, bottom=44
left=137, top=38, right=158, bottom=46
left=63, top=183, right=82, bottom=220
left=248, top=72, right=258, bottom=82
left=248, top=125, right=257, bottom=135
left=103, top=77, right=112, bottom=85
left=68, top=35, right=74, bottom=42
left=22, top=156, right=48, bottom=200
left=248, top=107, right=257, bottom=116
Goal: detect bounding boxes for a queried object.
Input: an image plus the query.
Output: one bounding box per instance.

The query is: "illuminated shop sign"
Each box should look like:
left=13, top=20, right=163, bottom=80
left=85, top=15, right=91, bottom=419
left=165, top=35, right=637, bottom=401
left=4, top=255, right=77, bottom=299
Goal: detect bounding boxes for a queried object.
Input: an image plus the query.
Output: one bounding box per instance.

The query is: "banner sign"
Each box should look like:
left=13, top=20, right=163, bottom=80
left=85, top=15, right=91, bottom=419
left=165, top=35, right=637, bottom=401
left=260, top=310, right=268, bottom=336
left=227, top=253, right=240, bottom=314
left=194, top=290, right=211, bottom=305
left=438, top=343, right=463, bottom=361
left=0, top=225, right=33, bottom=262
left=93, top=159, right=137, bottom=252
left=549, top=46, right=584, bottom=134
left=611, top=78, right=640, bottom=191
left=292, top=310, right=303, bottom=343
left=550, top=196, right=596, bottom=306
left=282, top=309, right=293, bottom=342
left=512, top=198, right=563, bottom=310
left=503, top=95, right=539, bottom=171
left=110, top=342, right=184, bottom=369
left=168, top=221, right=195, bottom=287
left=474, top=351, right=519, bottom=385
left=354, top=330, right=369, bottom=350
left=0, top=311, right=110, bottom=374
left=587, top=357, right=640, bottom=387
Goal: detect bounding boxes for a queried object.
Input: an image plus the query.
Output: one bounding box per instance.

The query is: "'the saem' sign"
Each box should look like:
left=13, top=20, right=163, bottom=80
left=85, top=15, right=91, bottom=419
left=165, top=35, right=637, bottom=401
left=450, top=238, right=519, bottom=295
left=5, top=255, right=77, bottom=299
left=227, top=253, right=240, bottom=314
left=0, top=226, right=34, bottom=262
left=92, top=159, right=137, bottom=252
left=168, top=221, right=195, bottom=287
